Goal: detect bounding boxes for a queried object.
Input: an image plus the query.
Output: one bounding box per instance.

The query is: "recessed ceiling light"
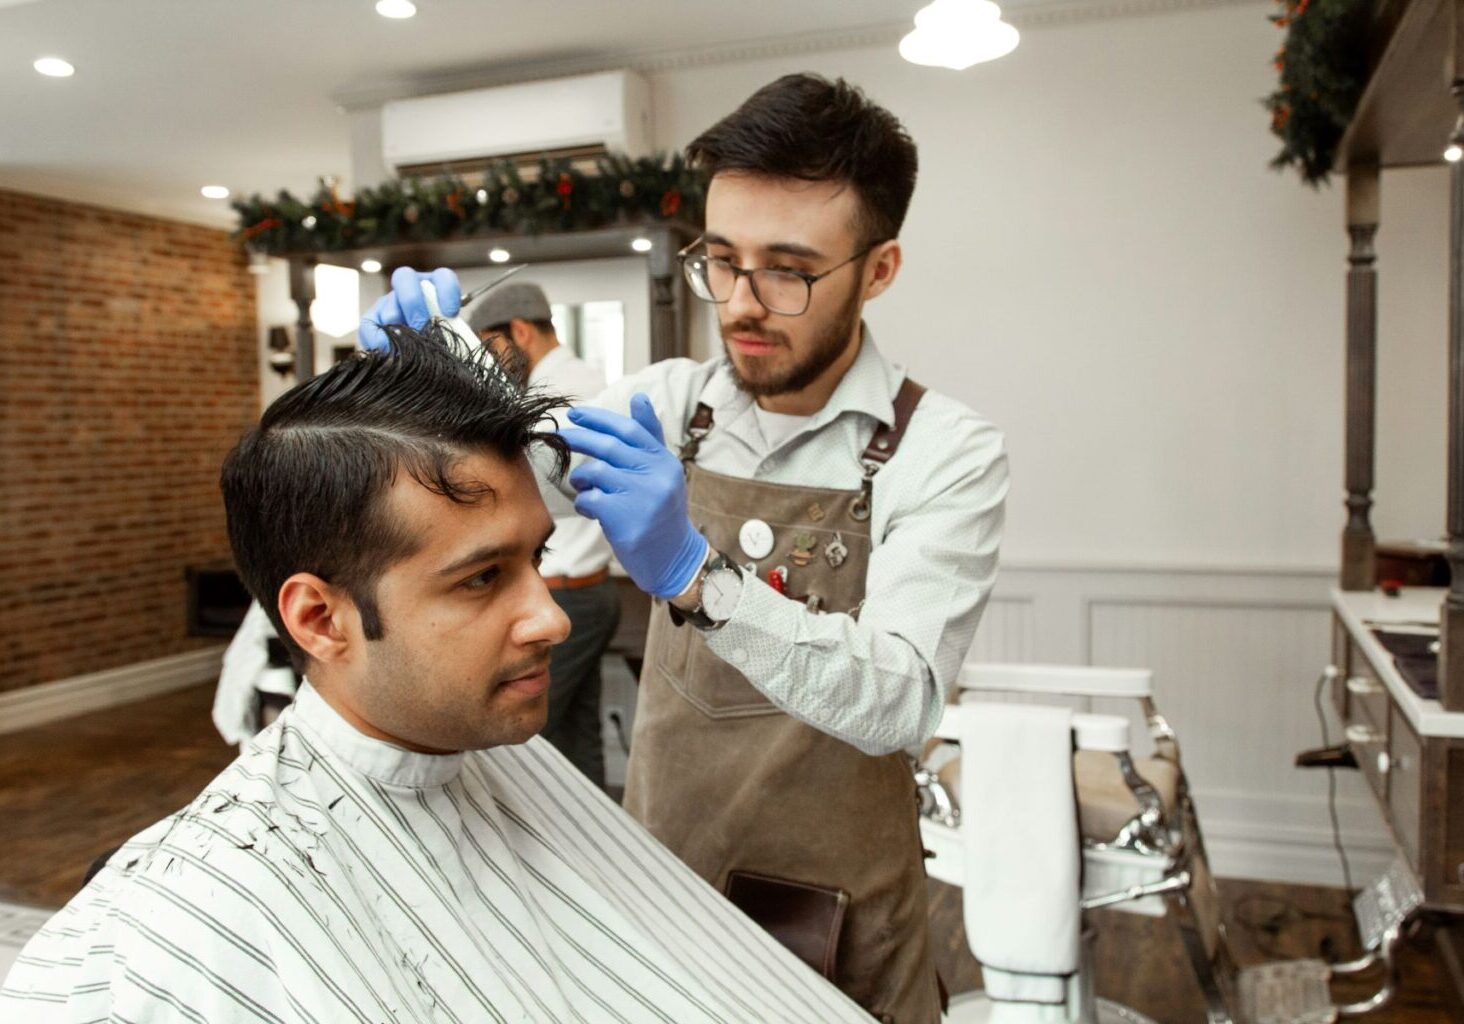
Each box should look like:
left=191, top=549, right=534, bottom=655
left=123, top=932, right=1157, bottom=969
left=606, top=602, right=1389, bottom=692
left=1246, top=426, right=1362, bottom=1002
left=488, top=248, right=511, bottom=264
left=200, top=185, right=230, bottom=200
left=34, top=57, right=74, bottom=78
left=360, top=259, right=383, bottom=273
left=375, top=0, right=416, bottom=18
left=630, top=237, right=653, bottom=253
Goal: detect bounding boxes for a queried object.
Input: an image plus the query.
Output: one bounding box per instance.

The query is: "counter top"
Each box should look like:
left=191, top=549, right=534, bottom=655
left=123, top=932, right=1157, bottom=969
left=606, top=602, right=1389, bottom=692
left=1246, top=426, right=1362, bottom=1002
left=1332, top=587, right=1464, bottom=738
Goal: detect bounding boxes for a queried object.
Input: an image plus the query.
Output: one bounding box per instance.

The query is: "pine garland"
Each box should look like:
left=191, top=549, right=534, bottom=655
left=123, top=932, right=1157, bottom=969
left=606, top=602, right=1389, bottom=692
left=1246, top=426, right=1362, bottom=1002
left=233, top=152, right=706, bottom=255
left=1263, top=0, right=1372, bottom=186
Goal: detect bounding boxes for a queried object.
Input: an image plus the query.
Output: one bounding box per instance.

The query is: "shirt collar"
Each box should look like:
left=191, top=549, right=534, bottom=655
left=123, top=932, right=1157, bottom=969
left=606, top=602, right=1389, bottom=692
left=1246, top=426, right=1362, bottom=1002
left=703, top=323, right=903, bottom=435
left=288, top=679, right=466, bottom=789
left=527, top=343, right=567, bottom=385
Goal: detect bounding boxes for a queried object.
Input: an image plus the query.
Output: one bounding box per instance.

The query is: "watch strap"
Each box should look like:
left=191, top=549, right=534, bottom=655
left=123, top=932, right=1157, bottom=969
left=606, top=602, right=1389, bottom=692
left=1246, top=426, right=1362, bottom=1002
left=669, top=550, right=741, bottom=630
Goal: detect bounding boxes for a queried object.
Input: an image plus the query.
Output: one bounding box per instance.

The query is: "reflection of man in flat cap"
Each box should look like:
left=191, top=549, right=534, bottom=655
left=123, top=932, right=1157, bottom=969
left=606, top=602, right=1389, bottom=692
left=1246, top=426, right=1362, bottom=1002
left=470, top=282, right=619, bottom=788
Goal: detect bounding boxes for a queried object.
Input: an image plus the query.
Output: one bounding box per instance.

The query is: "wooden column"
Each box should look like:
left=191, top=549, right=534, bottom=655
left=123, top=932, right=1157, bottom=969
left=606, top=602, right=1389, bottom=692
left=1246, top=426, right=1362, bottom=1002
left=646, top=227, right=688, bottom=364
left=1342, top=163, right=1380, bottom=590
left=287, top=257, right=317, bottom=383
left=1444, top=86, right=1464, bottom=711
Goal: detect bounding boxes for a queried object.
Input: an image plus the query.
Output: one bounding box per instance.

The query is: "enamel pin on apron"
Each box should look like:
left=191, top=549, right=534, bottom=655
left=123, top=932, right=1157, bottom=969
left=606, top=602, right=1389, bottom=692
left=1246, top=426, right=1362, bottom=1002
left=768, top=565, right=789, bottom=594
left=824, top=532, right=849, bottom=569
left=739, top=519, right=775, bottom=561
left=807, top=502, right=826, bottom=522
left=790, top=532, right=816, bottom=568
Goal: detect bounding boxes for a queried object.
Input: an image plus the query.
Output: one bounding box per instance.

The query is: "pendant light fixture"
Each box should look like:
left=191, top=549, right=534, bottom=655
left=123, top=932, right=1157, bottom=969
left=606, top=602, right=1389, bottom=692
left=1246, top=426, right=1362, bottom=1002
left=900, top=0, right=1020, bottom=70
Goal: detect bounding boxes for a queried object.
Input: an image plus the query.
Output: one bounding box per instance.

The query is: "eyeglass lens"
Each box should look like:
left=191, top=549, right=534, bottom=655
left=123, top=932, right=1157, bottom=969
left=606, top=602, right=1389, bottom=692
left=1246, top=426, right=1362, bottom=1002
left=684, top=257, right=809, bottom=316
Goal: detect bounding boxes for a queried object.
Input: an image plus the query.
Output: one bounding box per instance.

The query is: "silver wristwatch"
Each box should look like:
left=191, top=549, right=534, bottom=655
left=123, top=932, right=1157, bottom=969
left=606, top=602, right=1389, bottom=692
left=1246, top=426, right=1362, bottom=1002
left=674, top=549, right=743, bottom=631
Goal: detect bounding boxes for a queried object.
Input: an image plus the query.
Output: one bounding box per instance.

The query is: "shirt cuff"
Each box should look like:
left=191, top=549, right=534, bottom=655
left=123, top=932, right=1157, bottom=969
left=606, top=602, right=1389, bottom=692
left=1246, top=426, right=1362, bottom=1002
left=702, top=573, right=801, bottom=680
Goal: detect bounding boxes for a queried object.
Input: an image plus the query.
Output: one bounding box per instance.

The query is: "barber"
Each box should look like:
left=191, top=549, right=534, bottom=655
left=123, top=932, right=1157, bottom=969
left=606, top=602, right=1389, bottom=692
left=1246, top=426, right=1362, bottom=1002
left=365, top=74, right=1007, bottom=1024
left=469, top=281, right=619, bottom=788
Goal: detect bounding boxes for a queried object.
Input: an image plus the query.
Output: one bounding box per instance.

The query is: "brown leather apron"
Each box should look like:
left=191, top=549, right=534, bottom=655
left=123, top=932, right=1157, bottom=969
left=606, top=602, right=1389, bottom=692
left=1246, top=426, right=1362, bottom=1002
left=624, top=379, right=941, bottom=1024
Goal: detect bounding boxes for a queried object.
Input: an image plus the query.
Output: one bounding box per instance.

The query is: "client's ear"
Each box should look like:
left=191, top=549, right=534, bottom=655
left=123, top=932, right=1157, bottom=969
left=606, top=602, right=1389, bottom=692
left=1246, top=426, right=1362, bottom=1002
left=277, top=573, right=353, bottom=664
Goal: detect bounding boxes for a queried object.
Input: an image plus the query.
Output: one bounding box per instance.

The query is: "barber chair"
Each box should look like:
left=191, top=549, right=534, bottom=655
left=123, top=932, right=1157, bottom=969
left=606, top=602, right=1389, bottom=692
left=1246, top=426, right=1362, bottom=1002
left=918, top=663, right=1420, bottom=1024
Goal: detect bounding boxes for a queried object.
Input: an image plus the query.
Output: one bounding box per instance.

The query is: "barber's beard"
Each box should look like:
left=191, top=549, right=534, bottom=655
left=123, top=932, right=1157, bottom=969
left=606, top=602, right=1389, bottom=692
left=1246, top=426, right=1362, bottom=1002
left=721, top=284, right=862, bottom=398
left=489, top=339, right=531, bottom=387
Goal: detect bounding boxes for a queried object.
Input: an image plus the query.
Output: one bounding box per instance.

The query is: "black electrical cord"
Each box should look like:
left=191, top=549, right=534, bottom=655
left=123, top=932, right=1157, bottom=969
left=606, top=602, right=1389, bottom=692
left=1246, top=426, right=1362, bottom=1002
left=1231, top=670, right=1360, bottom=962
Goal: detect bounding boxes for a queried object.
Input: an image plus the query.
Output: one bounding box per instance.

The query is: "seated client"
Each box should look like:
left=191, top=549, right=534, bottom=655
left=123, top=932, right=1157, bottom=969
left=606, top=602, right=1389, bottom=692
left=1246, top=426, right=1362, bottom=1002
left=0, top=324, right=870, bottom=1023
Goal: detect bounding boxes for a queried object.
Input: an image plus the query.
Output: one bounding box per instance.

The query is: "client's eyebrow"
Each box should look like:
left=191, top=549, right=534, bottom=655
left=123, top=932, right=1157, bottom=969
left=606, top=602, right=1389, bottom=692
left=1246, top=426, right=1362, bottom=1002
left=434, top=526, right=556, bottom=578
left=704, top=231, right=824, bottom=261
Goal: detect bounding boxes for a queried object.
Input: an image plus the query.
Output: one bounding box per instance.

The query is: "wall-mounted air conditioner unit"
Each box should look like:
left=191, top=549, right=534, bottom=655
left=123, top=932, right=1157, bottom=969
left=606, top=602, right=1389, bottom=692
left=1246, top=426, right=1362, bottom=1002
left=381, top=70, right=652, bottom=176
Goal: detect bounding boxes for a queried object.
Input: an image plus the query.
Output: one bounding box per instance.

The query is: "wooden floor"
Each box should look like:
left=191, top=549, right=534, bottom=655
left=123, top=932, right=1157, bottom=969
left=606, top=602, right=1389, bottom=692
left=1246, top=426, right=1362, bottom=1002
left=0, top=683, right=235, bottom=908
left=1, top=683, right=1458, bottom=1022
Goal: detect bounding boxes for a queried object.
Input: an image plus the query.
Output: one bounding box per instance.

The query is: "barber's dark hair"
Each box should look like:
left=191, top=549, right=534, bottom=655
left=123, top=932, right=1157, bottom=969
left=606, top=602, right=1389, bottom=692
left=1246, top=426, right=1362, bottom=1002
left=685, top=73, right=918, bottom=245
left=220, top=323, right=568, bottom=670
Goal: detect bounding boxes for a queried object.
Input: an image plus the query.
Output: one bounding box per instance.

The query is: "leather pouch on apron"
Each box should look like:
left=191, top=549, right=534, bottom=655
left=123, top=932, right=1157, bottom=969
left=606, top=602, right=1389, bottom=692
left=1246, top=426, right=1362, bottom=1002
left=724, top=870, right=850, bottom=981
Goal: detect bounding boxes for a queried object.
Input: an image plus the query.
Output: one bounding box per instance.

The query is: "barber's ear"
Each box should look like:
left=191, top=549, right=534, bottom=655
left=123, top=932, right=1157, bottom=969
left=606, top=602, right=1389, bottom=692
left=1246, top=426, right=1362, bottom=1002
left=863, top=239, right=902, bottom=302
left=277, top=573, right=354, bottom=665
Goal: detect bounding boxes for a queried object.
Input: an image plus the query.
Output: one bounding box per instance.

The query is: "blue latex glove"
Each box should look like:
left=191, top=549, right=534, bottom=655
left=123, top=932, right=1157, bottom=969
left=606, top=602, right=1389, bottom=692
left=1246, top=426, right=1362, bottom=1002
left=561, top=394, right=710, bottom=600
left=359, top=266, right=462, bottom=352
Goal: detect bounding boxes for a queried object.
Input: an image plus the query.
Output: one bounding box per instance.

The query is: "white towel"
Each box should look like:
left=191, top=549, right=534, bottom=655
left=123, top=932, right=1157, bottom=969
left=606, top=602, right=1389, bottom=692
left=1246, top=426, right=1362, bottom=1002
left=959, top=700, right=1080, bottom=1004
left=211, top=600, right=278, bottom=745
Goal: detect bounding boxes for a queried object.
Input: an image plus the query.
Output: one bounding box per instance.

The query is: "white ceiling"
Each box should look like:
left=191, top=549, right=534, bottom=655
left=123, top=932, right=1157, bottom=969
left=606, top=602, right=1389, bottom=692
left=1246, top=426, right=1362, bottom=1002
left=0, top=0, right=1102, bottom=227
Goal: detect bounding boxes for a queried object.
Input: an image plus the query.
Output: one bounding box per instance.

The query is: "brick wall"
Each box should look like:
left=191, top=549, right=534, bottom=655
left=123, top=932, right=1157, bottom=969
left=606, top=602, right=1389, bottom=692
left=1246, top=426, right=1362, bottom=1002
left=0, top=189, right=258, bottom=694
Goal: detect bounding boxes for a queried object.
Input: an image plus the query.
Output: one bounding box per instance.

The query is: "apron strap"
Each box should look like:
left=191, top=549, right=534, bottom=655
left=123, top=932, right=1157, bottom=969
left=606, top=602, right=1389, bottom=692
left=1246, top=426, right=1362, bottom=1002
left=859, top=377, right=927, bottom=469
left=677, top=377, right=926, bottom=478
left=850, top=377, right=925, bottom=522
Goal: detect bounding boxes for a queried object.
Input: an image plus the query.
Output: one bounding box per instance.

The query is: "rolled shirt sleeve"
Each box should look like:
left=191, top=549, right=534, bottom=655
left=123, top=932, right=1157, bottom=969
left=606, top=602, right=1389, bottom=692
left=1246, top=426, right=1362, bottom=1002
left=703, top=411, right=1007, bottom=755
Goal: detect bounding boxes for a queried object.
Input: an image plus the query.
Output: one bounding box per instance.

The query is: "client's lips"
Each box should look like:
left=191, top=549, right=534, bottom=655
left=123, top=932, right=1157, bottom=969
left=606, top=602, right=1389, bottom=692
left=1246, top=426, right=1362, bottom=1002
left=500, top=667, right=551, bottom=697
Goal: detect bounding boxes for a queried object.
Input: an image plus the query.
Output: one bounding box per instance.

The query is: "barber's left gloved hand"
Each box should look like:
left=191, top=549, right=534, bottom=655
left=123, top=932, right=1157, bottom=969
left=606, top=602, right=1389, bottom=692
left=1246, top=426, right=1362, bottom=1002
left=561, top=394, right=709, bottom=600
left=358, top=267, right=462, bottom=352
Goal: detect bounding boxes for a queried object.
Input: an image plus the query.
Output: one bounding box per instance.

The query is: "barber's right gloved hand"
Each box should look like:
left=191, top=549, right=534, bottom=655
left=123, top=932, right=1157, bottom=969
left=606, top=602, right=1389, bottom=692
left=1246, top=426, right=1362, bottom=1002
left=358, top=267, right=462, bottom=352
left=561, top=394, right=710, bottom=600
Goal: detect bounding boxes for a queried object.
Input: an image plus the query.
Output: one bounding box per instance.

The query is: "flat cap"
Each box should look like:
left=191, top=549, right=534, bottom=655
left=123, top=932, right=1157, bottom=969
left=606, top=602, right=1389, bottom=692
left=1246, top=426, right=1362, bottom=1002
left=467, top=281, right=552, bottom=334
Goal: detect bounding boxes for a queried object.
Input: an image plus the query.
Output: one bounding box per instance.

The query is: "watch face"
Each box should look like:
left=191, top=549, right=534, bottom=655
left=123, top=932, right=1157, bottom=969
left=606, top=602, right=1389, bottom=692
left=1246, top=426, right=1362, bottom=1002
left=702, top=568, right=741, bottom=621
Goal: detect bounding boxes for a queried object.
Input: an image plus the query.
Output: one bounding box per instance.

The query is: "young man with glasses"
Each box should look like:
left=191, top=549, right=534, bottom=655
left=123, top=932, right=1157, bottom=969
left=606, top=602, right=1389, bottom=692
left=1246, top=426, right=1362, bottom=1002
left=364, top=72, right=1008, bottom=1024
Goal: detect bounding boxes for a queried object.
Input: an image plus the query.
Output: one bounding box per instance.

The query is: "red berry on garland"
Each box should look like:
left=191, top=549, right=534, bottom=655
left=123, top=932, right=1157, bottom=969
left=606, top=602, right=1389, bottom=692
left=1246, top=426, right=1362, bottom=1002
left=659, top=189, right=682, bottom=218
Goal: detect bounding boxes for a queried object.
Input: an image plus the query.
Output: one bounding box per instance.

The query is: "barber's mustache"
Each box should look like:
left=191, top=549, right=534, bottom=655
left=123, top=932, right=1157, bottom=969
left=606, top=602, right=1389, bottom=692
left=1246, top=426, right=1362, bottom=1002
left=492, top=653, right=552, bottom=686
left=721, top=320, right=789, bottom=348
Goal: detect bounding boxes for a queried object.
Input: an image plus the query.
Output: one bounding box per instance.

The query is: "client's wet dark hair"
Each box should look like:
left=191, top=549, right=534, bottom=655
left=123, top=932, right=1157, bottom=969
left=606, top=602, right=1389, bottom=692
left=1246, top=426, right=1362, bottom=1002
left=221, top=323, right=568, bottom=670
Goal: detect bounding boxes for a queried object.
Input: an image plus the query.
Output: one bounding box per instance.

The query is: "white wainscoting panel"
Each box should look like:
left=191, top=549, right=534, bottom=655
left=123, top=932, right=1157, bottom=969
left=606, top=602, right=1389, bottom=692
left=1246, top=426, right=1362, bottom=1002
left=978, top=564, right=1394, bottom=887
left=967, top=597, right=1038, bottom=663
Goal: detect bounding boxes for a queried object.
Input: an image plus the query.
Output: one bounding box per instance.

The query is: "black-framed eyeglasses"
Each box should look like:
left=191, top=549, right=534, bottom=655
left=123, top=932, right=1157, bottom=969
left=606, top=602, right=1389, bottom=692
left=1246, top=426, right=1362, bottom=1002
left=676, top=235, right=881, bottom=317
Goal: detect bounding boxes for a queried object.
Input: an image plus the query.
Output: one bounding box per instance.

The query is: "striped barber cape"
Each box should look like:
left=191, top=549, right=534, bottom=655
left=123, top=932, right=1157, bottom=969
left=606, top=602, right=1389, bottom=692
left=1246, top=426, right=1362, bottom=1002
left=1, top=682, right=870, bottom=1023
